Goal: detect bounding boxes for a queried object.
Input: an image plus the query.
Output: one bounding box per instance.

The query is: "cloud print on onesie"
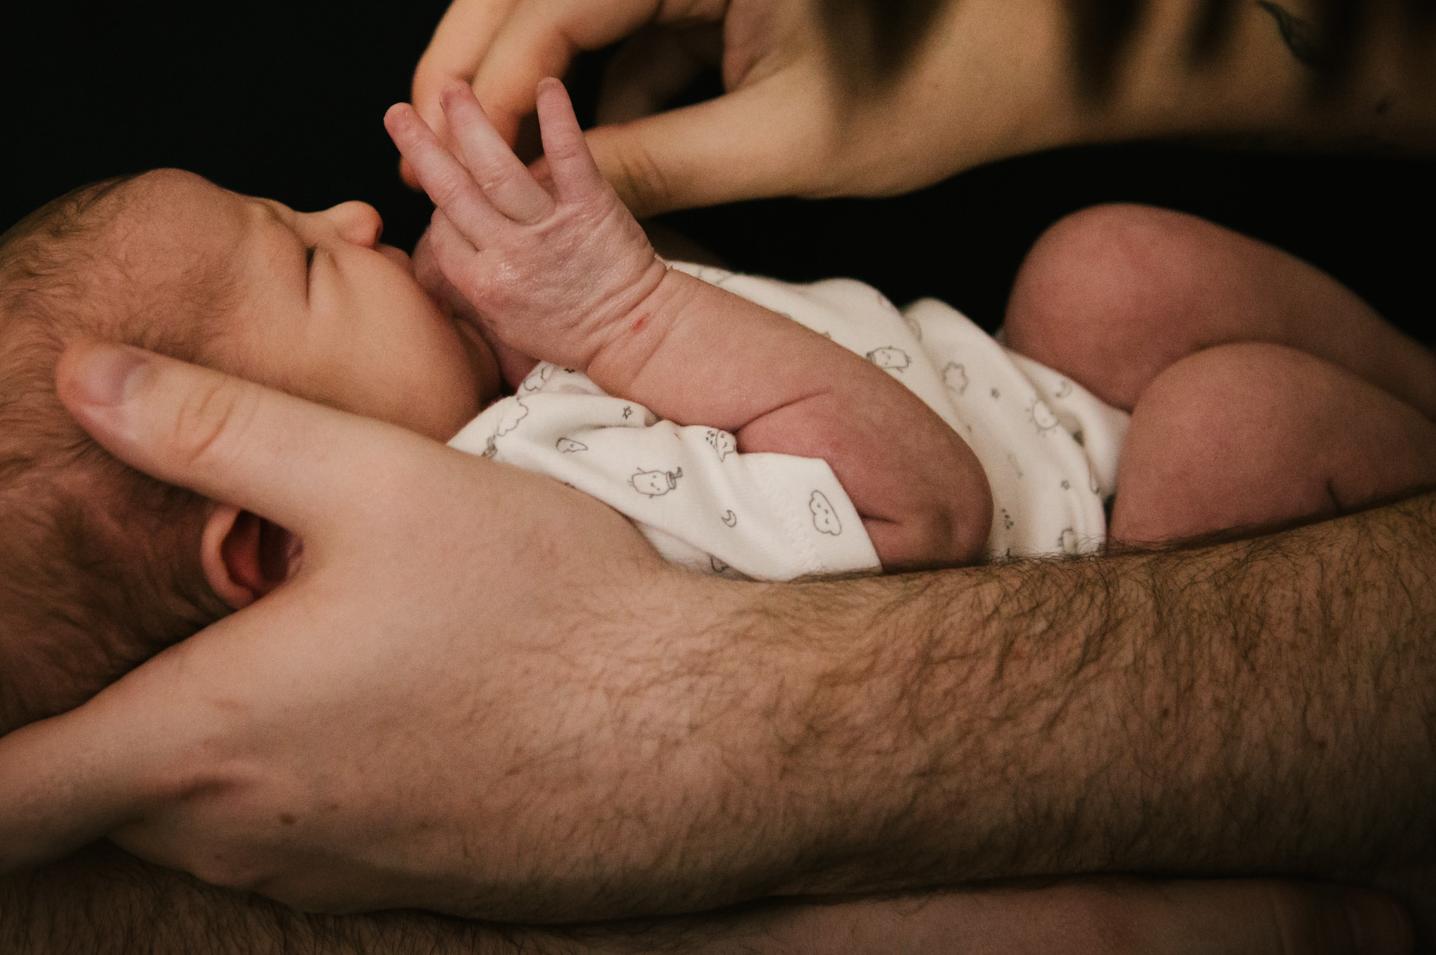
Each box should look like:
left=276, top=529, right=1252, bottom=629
left=809, top=491, right=843, bottom=536
left=493, top=397, right=530, bottom=437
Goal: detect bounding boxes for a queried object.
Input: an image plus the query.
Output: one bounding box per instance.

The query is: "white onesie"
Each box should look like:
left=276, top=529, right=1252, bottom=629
left=448, top=262, right=1130, bottom=580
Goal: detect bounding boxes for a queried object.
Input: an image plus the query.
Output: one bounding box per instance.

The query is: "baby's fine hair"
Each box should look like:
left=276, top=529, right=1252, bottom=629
left=0, top=176, right=234, bottom=733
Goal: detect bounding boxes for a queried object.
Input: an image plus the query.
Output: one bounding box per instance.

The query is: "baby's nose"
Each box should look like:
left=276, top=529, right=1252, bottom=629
left=323, top=200, right=384, bottom=248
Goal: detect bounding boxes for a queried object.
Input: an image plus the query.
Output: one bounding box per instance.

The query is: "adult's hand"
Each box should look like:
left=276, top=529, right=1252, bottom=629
left=406, top=0, right=1435, bottom=216
left=0, top=340, right=700, bottom=918
left=405, top=0, right=1074, bottom=215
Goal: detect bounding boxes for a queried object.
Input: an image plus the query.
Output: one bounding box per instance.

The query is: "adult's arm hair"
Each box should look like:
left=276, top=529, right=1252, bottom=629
left=748, top=490, right=1434, bottom=924
left=4, top=493, right=1431, bottom=939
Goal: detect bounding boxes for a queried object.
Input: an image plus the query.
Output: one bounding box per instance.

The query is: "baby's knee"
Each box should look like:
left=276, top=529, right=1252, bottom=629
left=1006, top=204, right=1184, bottom=352
left=1004, top=204, right=1229, bottom=409
left=1132, top=343, right=1331, bottom=447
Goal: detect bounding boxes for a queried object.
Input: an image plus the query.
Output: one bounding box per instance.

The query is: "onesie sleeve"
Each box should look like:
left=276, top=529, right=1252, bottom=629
left=449, top=365, right=880, bottom=581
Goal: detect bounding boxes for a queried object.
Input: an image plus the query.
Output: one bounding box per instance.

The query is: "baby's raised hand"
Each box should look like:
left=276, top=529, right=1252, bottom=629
left=386, top=79, right=666, bottom=370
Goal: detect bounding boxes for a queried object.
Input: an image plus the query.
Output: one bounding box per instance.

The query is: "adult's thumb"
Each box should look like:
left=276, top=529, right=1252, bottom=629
left=583, top=76, right=822, bottom=217
left=55, top=341, right=423, bottom=544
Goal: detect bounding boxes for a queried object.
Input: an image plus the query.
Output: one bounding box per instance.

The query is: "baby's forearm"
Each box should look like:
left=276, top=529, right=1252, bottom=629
left=586, top=270, right=991, bottom=569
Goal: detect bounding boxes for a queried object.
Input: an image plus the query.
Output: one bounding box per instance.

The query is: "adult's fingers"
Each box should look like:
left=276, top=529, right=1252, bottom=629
left=0, top=596, right=291, bottom=874
left=405, top=0, right=524, bottom=188
left=1101, top=879, right=1414, bottom=955
left=760, top=879, right=1413, bottom=955
left=583, top=74, right=823, bottom=217
left=470, top=0, right=710, bottom=146
left=595, top=26, right=719, bottom=127
left=54, top=341, right=439, bottom=548
left=0, top=684, right=159, bottom=871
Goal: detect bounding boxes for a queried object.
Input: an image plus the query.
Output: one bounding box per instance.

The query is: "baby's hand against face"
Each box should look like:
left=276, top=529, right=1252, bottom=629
left=387, top=80, right=666, bottom=371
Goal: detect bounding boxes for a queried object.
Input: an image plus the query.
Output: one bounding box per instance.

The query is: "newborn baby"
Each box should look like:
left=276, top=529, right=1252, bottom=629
left=2, top=79, right=1433, bottom=739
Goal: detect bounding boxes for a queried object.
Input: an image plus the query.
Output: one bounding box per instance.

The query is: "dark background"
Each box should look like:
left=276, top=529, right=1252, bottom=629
left=3, top=0, right=1432, bottom=341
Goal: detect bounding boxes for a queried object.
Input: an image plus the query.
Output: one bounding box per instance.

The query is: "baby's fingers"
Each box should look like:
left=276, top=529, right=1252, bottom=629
left=404, top=0, right=525, bottom=189
left=426, top=211, right=487, bottom=304
left=440, top=83, right=553, bottom=223
left=385, top=103, right=509, bottom=247
left=535, top=78, right=606, bottom=202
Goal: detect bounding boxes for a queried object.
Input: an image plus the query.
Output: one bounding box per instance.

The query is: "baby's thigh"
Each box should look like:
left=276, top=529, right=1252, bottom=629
left=1110, top=342, right=1436, bottom=546
left=1004, top=204, right=1227, bottom=408
left=1002, top=203, right=1391, bottom=412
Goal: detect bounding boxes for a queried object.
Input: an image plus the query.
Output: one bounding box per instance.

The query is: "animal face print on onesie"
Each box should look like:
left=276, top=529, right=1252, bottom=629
left=631, top=467, right=684, bottom=497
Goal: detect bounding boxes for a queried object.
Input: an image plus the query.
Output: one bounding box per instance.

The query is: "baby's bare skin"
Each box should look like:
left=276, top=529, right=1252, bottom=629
left=388, top=79, right=993, bottom=569
left=1006, top=205, right=1436, bottom=545
left=392, top=77, right=1436, bottom=567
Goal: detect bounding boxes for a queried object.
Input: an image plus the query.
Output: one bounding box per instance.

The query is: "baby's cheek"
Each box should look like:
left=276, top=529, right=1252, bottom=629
left=389, top=341, right=485, bottom=440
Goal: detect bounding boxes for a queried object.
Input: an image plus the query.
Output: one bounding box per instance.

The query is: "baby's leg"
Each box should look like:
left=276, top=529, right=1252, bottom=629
left=1004, top=204, right=1436, bottom=417
left=1110, top=343, right=1436, bottom=546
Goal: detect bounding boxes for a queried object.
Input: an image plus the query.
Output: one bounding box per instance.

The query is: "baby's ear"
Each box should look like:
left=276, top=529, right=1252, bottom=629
left=199, top=505, right=301, bottom=610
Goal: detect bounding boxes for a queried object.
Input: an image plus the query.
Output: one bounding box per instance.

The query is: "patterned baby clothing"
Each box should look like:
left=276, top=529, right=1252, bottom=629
left=448, top=262, right=1130, bottom=578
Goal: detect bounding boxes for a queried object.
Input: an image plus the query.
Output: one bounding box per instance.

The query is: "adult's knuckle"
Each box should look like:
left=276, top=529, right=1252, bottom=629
left=168, top=377, right=260, bottom=474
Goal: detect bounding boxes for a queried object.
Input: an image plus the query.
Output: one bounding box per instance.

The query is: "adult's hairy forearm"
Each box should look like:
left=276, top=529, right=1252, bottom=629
left=459, top=492, right=1433, bottom=922
left=930, top=0, right=1436, bottom=178
left=756, top=491, right=1436, bottom=896
left=1075, top=0, right=1436, bottom=151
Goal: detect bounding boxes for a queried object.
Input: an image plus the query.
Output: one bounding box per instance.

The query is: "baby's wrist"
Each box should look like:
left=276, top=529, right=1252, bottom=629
left=584, top=265, right=694, bottom=395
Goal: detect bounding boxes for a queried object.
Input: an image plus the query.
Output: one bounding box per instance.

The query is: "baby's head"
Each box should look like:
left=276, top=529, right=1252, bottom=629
left=0, top=169, right=500, bottom=734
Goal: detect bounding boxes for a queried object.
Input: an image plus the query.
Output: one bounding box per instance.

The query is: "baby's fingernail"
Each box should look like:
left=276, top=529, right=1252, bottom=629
left=68, top=343, right=151, bottom=406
